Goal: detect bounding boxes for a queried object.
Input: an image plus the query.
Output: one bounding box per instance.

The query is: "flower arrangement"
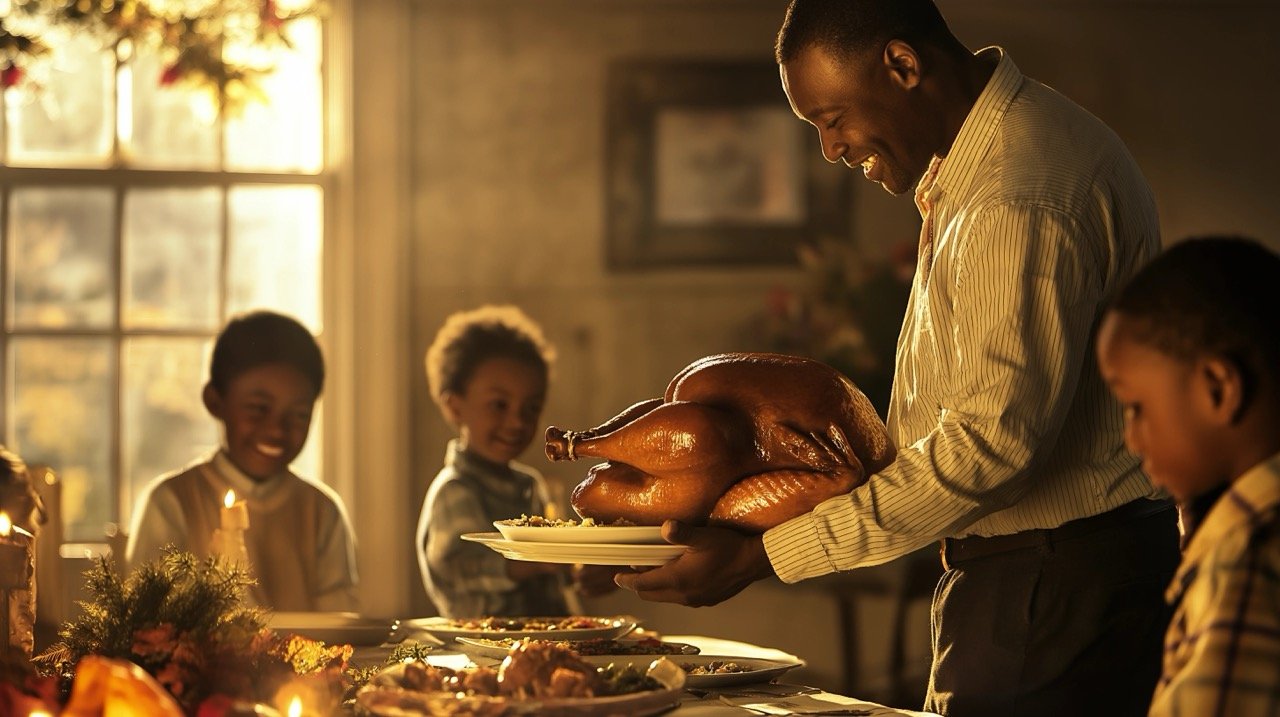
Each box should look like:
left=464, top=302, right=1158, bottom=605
left=0, top=0, right=320, bottom=109
left=23, top=548, right=351, bottom=715
left=742, top=236, right=916, bottom=416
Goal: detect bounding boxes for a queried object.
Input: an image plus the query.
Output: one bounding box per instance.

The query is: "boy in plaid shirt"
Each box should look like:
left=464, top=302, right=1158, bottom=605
left=415, top=305, right=572, bottom=618
left=1097, top=236, right=1280, bottom=716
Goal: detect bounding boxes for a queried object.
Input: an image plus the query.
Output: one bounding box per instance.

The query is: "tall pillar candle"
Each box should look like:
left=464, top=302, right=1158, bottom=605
left=0, top=511, right=35, bottom=659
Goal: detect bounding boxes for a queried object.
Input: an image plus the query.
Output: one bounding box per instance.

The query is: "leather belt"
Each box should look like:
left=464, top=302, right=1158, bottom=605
left=940, top=498, right=1174, bottom=571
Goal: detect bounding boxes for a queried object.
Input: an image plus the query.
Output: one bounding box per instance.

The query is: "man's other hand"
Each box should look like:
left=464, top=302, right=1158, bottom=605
left=613, top=519, right=775, bottom=606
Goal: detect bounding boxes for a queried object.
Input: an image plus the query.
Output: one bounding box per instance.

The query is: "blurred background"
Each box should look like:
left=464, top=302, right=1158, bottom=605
left=1, top=0, right=1277, bottom=708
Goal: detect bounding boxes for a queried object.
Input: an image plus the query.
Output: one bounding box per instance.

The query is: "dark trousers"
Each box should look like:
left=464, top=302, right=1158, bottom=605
left=924, top=500, right=1180, bottom=717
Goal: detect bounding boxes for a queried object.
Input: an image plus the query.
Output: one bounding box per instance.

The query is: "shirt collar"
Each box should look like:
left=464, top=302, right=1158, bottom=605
left=210, top=450, right=288, bottom=500
left=1167, top=451, right=1280, bottom=602
left=914, top=46, right=1023, bottom=217
left=445, top=439, right=534, bottom=500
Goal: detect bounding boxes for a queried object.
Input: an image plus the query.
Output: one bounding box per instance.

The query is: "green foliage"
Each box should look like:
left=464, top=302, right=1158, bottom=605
left=35, top=548, right=263, bottom=679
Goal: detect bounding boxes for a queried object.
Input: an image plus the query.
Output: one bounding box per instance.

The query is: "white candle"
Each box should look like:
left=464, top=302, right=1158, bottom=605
left=221, top=490, right=250, bottom=530
left=213, top=491, right=250, bottom=567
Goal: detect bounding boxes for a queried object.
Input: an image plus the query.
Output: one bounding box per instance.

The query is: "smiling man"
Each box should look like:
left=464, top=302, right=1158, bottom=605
left=615, top=1, right=1178, bottom=715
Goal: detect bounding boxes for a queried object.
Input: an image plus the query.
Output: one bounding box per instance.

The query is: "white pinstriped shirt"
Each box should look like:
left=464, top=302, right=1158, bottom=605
left=765, top=49, right=1163, bottom=582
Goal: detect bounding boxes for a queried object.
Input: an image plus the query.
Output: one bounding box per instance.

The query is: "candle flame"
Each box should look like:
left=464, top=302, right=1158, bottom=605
left=0, top=512, right=10, bottom=536
left=224, top=490, right=236, bottom=508
left=287, top=696, right=302, bottom=717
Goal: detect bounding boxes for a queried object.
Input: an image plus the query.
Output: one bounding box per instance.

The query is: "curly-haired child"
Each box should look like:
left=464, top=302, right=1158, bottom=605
left=416, top=305, right=572, bottom=618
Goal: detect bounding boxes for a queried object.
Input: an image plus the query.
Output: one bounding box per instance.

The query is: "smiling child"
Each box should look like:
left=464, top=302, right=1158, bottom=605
left=416, top=305, right=572, bottom=618
left=126, top=310, right=359, bottom=612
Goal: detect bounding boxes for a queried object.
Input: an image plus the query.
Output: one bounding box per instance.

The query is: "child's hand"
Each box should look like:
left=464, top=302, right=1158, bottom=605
left=573, top=564, right=623, bottom=598
left=506, top=560, right=572, bottom=582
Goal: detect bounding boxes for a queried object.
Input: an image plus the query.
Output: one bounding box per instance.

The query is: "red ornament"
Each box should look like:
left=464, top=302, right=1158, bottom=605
left=160, top=63, right=183, bottom=85
left=260, top=0, right=284, bottom=30
left=1, top=63, right=22, bottom=88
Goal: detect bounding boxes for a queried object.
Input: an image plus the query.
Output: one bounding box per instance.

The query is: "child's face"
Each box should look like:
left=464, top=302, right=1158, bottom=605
left=1096, top=312, right=1226, bottom=503
left=204, top=362, right=317, bottom=481
left=445, top=357, right=547, bottom=465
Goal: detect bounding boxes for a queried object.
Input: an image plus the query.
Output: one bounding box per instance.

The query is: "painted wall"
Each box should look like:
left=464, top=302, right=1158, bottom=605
left=392, top=0, right=1280, bottom=702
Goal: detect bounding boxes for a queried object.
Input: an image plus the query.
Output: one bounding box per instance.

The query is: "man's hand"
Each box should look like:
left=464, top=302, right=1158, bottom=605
left=613, top=520, right=775, bottom=606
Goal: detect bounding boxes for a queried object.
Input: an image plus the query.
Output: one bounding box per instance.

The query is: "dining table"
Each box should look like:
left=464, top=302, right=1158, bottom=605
left=348, top=629, right=940, bottom=717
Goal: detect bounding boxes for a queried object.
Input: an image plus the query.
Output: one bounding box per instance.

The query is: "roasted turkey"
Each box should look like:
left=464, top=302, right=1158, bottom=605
left=545, top=352, right=895, bottom=533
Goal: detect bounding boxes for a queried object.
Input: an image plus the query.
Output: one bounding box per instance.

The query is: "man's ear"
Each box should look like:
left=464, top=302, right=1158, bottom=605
left=1201, top=356, right=1247, bottom=425
left=883, top=39, right=922, bottom=90
left=202, top=383, right=225, bottom=419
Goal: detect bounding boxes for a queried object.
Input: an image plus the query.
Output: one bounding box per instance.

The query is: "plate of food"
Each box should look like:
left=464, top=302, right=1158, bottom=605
left=355, top=641, right=684, bottom=716
left=401, top=615, right=638, bottom=644
left=455, top=635, right=701, bottom=662
left=463, top=532, right=686, bottom=566
left=579, top=654, right=805, bottom=689
left=266, top=611, right=393, bottom=647
left=494, top=516, right=665, bottom=544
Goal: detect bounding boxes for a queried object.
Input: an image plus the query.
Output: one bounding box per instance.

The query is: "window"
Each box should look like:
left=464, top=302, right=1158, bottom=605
left=0, top=6, right=327, bottom=544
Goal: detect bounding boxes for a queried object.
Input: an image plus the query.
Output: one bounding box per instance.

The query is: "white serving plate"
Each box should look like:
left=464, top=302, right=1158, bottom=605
left=494, top=521, right=666, bottom=544
left=582, top=654, right=805, bottom=689
left=400, top=615, right=638, bottom=644
left=463, top=531, right=686, bottom=566
left=454, top=635, right=700, bottom=662
left=266, top=611, right=393, bottom=647
left=356, top=657, right=683, bottom=716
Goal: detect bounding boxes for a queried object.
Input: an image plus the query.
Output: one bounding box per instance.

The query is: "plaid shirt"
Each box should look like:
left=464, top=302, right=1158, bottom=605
left=1150, top=452, right=1280, bottom=716
left=415, top=440, right=569, bottom=618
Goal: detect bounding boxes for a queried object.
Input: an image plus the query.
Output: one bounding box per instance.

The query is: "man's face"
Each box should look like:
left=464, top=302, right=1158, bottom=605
left=780, top=43, right=932, bottom=196
left=205, top=362, right=316, bottom=481
left=1096, top=313, right=1225, bottom=503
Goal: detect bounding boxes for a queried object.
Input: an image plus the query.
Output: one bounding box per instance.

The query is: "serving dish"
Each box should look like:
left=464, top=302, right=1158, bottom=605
left=580, top=654, right=804, bottom=688
left=462, top=532, right=686, bottom=566
left=401, top=615, right=637, bottom=644
left=265, top=611, right=393, bottom=647
left=355, top=653, right=684, bottom=716
left=454, top=635, right=700, bottom=662
left=493, top=521, right=666, bottom=544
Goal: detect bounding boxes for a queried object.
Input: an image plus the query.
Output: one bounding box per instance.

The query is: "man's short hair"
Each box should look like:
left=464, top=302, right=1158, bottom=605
left=209, top=310, right=325, bottom=396
left=1110, top=236, right=1280, bottom=379
left=425, top=305, right=555, bottom=410
left=776, top=0, right=954, bottom=65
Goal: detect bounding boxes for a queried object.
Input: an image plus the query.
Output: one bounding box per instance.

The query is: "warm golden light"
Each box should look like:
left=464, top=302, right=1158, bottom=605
left=224, top=490, right=236, bottom=509
left=287, top=696, right=302, bottom=717
left=0, top=512, right=11, bottom=537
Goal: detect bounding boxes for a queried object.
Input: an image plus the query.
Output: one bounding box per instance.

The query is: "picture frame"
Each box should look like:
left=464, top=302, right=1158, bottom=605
left=605, top=59, right=850, bottom=271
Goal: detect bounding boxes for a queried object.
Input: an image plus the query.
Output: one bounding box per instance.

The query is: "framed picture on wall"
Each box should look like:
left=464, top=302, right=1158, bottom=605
left=605, top=60, right=850, bottom=270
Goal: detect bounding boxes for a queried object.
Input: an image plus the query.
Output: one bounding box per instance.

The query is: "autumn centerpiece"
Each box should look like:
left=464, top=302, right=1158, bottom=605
left=13, top=548, right=350, bottom=715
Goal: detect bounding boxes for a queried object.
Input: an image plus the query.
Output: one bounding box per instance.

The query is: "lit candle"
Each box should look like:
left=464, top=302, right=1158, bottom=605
left=287, top=696, right=302, bottom=717
left=221, top=490, right=250, bottom=530
left=212, top=490, right=250, bottom=567
left=0, top=510, right=36, bottom=658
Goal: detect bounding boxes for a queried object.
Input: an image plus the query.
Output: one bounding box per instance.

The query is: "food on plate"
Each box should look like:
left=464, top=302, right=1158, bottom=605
left=445, top=616, right=618, bottom=632
left=546, top=352, right=895, bottom=533
left=356, top=641, right=677, bottom=715
left=680, top=660, right=752, bottom=675
left=496, top=514, right=636, bottom=528
left=469, top=636, right=698, bottom=656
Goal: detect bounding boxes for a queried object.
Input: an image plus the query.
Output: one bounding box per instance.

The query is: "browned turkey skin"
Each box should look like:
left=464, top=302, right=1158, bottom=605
left=545, top=352, right=895, bottom=533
